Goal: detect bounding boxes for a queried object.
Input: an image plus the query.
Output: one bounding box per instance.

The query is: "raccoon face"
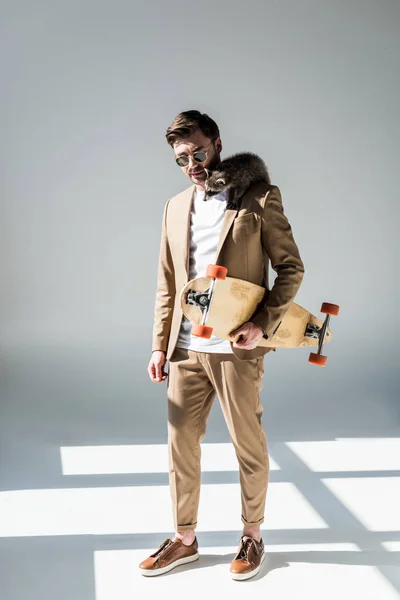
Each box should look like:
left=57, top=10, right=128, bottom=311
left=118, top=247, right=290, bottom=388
left=204, top=169, right=228, bottom=200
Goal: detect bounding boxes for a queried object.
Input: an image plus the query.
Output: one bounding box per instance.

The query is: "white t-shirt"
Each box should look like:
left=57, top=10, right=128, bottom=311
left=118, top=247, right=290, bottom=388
left=175, top=186, right=233, bottom=353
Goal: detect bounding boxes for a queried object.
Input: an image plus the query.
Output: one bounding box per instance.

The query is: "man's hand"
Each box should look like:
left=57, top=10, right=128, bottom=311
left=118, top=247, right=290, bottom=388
left=148, top=350, right=168, bottom=383
left=229, top=321, right=264, bottom=350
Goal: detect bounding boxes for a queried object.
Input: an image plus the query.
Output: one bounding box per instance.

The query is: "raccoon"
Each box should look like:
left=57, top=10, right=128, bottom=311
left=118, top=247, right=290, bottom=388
left=203, top=151, right=271, bottom=208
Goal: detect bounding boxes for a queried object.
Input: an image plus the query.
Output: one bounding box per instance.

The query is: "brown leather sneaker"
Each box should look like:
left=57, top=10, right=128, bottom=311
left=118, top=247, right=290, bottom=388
left=230, top=535, right=265, bottom=580
left=138, top=536, right=199, bottom=576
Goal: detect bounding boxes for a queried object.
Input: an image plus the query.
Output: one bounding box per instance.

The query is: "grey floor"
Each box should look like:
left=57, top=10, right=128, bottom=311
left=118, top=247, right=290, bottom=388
left=1, top=342, right=399, bottom=599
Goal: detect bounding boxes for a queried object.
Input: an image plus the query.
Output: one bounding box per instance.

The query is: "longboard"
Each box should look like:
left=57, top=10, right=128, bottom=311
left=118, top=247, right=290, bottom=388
left=179, top=265, right=339, bottom=366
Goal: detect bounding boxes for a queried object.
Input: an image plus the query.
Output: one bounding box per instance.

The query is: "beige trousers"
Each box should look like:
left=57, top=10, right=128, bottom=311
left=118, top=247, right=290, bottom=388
left=167, top=346, right=270, bottom=531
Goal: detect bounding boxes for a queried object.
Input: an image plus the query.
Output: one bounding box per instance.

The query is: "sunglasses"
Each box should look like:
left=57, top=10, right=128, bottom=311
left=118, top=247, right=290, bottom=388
left=175, top=140, right=214, bottom=167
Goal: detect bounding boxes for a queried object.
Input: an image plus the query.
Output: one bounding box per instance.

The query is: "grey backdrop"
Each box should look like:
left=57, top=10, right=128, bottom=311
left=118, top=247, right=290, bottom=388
left=0, top=1, right=399, bottom=598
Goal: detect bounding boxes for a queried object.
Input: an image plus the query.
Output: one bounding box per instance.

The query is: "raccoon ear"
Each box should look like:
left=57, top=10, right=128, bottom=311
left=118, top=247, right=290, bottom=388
left=204, top=168, right=210, bottom=179
left=216, top=178, right=226, bottom=186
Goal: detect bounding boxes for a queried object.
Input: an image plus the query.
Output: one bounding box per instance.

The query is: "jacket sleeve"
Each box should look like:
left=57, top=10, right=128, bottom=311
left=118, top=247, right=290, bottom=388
left=151, top=199, right=176, bottom=353
left=250, top=185, right=305, bottom=339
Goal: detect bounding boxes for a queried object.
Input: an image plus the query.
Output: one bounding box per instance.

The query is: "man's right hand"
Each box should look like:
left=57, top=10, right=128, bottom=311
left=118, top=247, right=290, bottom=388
left=148, top=350, right=168, bottom=383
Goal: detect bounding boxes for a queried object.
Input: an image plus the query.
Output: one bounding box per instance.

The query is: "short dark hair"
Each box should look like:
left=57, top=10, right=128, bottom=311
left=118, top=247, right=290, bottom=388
left=165, top=110, right=220, bottom=147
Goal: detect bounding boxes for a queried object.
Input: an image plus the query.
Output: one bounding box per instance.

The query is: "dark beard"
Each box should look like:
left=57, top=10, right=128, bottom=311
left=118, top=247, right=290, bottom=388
left=207, top=154, right=222, bottom=172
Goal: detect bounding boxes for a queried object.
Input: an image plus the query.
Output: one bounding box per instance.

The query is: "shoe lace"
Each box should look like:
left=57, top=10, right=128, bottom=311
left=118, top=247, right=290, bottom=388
left=238, top=536, right=259, bottom=559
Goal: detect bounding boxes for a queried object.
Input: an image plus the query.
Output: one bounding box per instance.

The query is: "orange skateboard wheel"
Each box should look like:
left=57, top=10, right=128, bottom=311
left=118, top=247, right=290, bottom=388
left=309, top=352, right=327, bottom=366
left=205, top=264, right=228, bottom=280
left=320, top=302, right=340, bottom=316
left=192, top=323, right=213, bottom=339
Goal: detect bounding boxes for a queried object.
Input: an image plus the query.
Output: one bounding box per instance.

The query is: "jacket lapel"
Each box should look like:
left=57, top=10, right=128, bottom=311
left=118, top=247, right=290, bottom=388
left=180, top=185, right=238, bottom=280
left=214, top=207, right=238, bottom=265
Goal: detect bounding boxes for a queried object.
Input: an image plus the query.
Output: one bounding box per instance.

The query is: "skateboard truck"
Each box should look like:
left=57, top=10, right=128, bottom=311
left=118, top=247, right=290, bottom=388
left=307, top=303, right=340, bottom=367
left=186, top=289, right=212, bottom=310
left=186, top=279, right=217, bottom=330
left=184, top=265, right=226, bottom=338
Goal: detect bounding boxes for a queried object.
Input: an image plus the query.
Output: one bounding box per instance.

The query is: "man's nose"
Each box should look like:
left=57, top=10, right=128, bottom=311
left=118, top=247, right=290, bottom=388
left=187, top=156, right=197, bottom=169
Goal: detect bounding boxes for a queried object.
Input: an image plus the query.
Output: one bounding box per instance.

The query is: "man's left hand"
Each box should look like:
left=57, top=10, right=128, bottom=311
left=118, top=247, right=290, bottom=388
left=229, top=321, right=264, bottom=350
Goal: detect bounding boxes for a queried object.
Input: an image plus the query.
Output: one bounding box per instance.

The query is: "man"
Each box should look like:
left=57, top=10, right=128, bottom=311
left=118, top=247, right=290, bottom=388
left=139, top=110, right=305, bottom=580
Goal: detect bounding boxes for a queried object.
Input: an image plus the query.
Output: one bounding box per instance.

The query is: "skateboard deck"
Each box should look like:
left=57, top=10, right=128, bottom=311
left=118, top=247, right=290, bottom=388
left=179, top=274, right=333, bottom=350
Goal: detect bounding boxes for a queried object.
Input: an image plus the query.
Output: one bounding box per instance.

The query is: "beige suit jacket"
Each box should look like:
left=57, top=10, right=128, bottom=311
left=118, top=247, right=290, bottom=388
left=152, top=181, right=305, bottom=361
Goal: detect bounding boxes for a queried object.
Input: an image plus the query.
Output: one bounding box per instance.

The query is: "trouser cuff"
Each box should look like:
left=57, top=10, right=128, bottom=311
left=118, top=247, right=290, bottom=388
left=241, top=514, right=264, bottom=527
left=175, top=521, right=197, bottom=531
